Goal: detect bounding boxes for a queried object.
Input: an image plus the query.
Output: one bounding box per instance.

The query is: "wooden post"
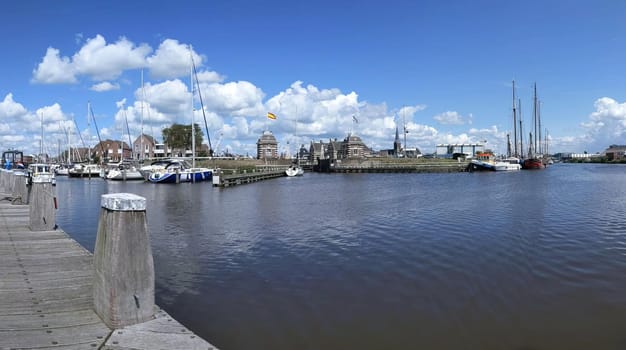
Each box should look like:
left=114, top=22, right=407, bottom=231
left=12, top=172, right=29, bottom=205
left=93, top=193, right=155, bottom=328
left=28, top=176, right=55, bottom=230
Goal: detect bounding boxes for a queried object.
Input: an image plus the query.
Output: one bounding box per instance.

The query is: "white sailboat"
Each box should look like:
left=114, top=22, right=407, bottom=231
left=148, top=46, right=212, bottom=183
left=285, top=107, right=304, bottom=177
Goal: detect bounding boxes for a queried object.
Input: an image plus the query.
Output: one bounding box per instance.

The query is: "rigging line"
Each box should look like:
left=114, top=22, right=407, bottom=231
left=190, top=54, right=213, bottom=154
left=122, top=103, right=133, bottom=159
left=88, top=102, right=106, bottom=161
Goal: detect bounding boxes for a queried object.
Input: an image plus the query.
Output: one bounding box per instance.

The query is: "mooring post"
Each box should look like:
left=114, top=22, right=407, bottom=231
left=12, top=172, right=29, bottom=205
left=28, top=175, right=55, bottom=230
left=93, top=193, right=155, bottom=328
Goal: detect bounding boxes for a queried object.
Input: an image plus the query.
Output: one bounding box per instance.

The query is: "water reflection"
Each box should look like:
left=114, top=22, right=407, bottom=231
left=55, top=164, right=626, bottom=350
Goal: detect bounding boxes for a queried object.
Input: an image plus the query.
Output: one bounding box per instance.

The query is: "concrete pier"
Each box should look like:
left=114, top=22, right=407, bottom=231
left=0, top=170, right=218, bottom=349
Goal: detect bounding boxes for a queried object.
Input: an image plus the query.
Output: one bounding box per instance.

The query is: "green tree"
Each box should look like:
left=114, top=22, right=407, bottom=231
left=162, top=123, right=204, bottom=152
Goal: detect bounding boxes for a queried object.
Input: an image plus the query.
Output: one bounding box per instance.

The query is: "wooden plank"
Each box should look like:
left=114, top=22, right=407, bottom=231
left=0, top=186, right=217, bottom=350
left=104, top=310, right=218, bottom=350
left=0, top=322, right=110, bottom=349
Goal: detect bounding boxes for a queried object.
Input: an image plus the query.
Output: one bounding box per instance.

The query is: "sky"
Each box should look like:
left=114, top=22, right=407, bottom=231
left=2, top=0, right=626, bottom=157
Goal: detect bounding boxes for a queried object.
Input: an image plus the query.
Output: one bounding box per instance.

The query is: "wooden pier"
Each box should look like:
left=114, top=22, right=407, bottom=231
left=0, top=170, right=217, bottom=350
left=212, top=167, right=287, bottom=187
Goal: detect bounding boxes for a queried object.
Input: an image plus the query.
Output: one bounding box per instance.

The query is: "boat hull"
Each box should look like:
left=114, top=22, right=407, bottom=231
left=522, top=158, right=546, bottom=170
left=148, top=169, right=212, bottom=183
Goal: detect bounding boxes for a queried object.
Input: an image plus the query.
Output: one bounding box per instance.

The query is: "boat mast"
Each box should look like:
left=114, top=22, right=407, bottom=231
left=512, top=80, right=518, bottom=157
left=538, top=99, right=542, bottom=155
left=40, top=111, right=44, bottom=162
left=518, top=99, right=524, bottom=159
left=533, top=83, right=538, bottom=157
left=190, top=45, right=196, bottom=170
left=140, top=70, right=144, bottom=161
left=403, top=107, right=407, bottom=157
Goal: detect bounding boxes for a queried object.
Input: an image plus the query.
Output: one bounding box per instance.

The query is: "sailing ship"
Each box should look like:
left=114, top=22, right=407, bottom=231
left=149, top=46, right=212, bottom=183
left=522, top=83, right=547, bottom=170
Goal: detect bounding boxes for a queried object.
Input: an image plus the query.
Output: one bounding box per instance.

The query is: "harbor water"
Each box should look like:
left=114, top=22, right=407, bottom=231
left=55, top=163, right=626, bottom=350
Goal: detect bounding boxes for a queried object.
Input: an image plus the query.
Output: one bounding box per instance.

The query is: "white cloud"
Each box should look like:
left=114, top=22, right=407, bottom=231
left=577, top=97, right=626, bottom=151
left=434, top=111, right=465, bottom=125
left=0, top=93, right=28, bottom=119
left=90, top=81, right=120, bottom=92
left=72, top=35, right=151, bottom=81
left=31, top=47, right=77, bottom=84
left=147, top=39, right=201, bottom=79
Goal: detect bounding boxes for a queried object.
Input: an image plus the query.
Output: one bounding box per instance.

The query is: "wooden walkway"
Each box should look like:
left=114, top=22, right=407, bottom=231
left=0, top=194, right=217, bottom=349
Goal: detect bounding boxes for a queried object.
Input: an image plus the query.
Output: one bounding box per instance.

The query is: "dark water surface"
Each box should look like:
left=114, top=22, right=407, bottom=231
left=55, top=163, right=626, bottom=350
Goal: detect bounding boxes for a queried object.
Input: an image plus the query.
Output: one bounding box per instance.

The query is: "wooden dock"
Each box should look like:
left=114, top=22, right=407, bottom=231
left=0, top=180, right=217, bottom=349
left=212, top=167, right=287, bottom=187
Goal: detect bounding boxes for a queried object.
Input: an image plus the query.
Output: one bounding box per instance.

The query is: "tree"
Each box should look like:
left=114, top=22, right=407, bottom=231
left=162, top=123, right=204, bottom=154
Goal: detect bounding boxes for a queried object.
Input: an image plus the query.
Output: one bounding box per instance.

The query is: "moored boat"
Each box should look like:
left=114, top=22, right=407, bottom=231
left=27, top=163, right=56, bottom=185
left=147, top=159, right=212, bottom=183
left=68, top=163, right=102, bottom=178
left=285, top=164, right=304, bottom=177
left=103, top=161, right=144, bottom=181
left=522, top=158, right=546, bottom=170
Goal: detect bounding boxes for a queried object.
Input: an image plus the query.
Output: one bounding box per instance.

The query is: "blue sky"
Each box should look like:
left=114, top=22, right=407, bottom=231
left=2, top=0, right=626, bottom=157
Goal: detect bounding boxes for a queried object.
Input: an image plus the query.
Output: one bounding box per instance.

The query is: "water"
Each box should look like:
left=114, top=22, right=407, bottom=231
left=55, top=164, right=626, bottom=350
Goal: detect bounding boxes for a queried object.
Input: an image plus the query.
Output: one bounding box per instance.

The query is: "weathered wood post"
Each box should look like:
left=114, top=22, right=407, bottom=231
left=12, top=172, right=29, bottom=205
left=93, top=193, right=155, bottom=328
left=28, top=175, right=55, bottom=230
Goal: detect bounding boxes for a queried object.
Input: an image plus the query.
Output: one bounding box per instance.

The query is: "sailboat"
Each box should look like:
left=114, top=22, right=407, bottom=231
left=522, top=83, right=546, bottom=170
left=285, top=108, right=304, bottom=177
left=104, top=102, right=143, bottom=181
left=148, top=47, right=212, bottom=183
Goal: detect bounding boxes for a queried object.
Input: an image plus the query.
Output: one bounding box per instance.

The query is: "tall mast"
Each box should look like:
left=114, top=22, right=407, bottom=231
left=538, top=99, right=542, bottom=155
left=190, top=45, right=195, bottom=169
left=518, top=98, right=524, bottom=158
left=140, top=70, right=144, bottom=161
left=512, top=80, right=518, bottom=157
left=403, top=107, right=407, bottom=157
left=40, top=111, right=44, bottom=161
left=533, top=83, right=538, bottom=157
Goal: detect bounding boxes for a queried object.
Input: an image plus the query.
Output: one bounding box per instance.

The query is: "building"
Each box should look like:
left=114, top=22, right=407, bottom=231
left=92, top=140, right=132, bottom=163
left=339, top=134, right=370, bottom=159
left=604, top=145, right=626, bottom=161
left=436, top=143, right=485, bottom=159
left=133, top=134, right=156, bottom=159
left=257, top=130, right=278, bottom=159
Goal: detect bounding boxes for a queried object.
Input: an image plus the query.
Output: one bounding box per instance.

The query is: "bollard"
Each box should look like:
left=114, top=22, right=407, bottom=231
left=12, top=172, right=29, bottom=205
left=28, top=176, right=55, bottom=230
left=212, top=168, right=221, bottom=186
left=93, top=193, right=155, bottom=328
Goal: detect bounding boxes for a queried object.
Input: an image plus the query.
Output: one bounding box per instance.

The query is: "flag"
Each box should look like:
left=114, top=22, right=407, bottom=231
left=267, top=112, right=277, bottom=120
left=352, top=115, right=359, bottom=123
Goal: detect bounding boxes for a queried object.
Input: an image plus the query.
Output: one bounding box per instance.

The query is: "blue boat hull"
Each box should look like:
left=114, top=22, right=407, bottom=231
left=148, top=170, right=212, bottom=183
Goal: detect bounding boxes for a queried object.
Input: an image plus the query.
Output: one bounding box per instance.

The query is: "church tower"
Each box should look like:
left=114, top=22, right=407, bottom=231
left=393, top=126, right=402, bottom=156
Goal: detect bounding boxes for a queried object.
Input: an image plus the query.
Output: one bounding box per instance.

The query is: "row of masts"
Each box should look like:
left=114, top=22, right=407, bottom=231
left=508, top=81, right=549, bottom=159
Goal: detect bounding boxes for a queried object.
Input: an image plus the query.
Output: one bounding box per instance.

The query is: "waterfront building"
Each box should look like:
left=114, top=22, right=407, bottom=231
left=436, top=143, right=485, bottom=159
left=603, top=145, right=626, bottom=161
left=92, top=140, right=132, bottom=163
left=133, top=134, right=156, bottom=159
left=339, top=134, right=371, bottom=158
left=257, top=130, right=278, bottom=160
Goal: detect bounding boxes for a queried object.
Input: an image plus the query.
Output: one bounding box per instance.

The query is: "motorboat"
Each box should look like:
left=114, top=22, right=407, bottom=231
left=68, top=163, right=102, bottom=178
left=285, top=164, right=304, bottom=177
left=27, top=163, right=56, bottom=185
left=103, top=161, right=144, bottom=181
left=147, top=159, right=212, bottom=183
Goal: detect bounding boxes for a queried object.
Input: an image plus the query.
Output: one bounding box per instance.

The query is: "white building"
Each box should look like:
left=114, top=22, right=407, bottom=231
left=436, top=143, right=485, bottom=159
